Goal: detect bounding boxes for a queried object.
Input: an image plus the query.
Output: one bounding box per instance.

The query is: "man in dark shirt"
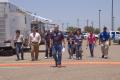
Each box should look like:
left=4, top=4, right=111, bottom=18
left=51, top=26, right=65, bottom=67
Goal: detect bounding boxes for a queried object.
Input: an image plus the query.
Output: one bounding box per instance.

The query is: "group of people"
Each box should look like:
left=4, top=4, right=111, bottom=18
left=66, top=27, right=111, bottom=60
left=14, top=25, right=111, bottom=67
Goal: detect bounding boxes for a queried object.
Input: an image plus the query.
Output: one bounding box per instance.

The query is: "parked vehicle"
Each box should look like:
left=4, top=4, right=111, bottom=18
left=0, top=1, right=52, bottom=56
left=82, top=32, right=99, bottom=39
left=112, top=31, right=120, bottom=44
left=95, top=34, right=99, bottom=39
left=0, top=1, right=33, bottom=55
left=82, top=32, right=89, bottom=39
left=63, top=32, right=68, bottom=38
left=109, top=31, right=120, bottom=39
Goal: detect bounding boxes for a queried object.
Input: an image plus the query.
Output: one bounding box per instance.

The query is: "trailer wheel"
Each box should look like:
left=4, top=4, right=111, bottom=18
left=119, top=40, right=120, bottom=45
left=0, top=49, right=4, bottom=56
left=0, top=49, right=16, bottom=56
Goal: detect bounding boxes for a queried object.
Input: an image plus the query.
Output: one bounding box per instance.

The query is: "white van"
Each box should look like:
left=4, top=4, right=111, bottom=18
left=109, top=31, right=120, bottom=39
left=109, top=31, right=120, bottom=44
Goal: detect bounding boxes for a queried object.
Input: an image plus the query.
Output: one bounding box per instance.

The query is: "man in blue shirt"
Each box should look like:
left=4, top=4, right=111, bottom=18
left=99, top=27, right=111, bottom=59
left=51, top=26, right=65, bottom=67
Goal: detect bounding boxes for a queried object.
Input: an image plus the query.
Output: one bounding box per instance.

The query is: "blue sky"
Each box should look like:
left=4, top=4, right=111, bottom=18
left=10, top=0, right=120, bottom=30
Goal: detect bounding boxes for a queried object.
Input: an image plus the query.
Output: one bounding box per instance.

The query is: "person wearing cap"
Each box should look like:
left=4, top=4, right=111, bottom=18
left=51, top=25, right=65, bottom=67
left=14, top=30, right=24, bottom=61
left=29, top=27, right=41, bottom=61
left=99, top=27, right=111, bottom=59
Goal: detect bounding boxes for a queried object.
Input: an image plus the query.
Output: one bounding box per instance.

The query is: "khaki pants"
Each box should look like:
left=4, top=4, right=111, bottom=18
left=101, top=41, right=109, bottom=57
left=31, top=42, right=39, bottom=60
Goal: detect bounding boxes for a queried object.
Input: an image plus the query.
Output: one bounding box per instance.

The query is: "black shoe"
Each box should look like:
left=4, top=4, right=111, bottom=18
left=35, top=59, right=38, bottom=61
left=104, top=57, right=108, bottom=59
left=16, top=59, right=20, bottom=61
left=76, top=58, right=79, bottom=60
left=21, top=58, right=24, bottom=60
left=102, top=55, right=104, bottom=58
left=31, top=59, right=35, bottom=61
left=55, top=62, right=58, bottom=67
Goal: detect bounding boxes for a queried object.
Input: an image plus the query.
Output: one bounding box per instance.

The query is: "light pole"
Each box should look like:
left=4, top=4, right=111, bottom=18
left=77, top=18, right=80, bottom=28
left=45, top=20, right=49, bottom=30
left=86, top=19, right=89, bottom=27
left=99, top=9, right=101, bottom=32
left=66, top=23, right=69, bottom=29
left=111, top=0, right=114, bottom=31
left=61, top=23, right=64, bottom=31
left=91, top=21, right=94, bottom=28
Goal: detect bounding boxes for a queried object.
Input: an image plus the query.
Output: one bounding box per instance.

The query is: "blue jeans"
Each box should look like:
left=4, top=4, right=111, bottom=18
left=52, top=44, right=62, bottom=65
left=68, top=44, right=73, bottom=58
left=15, top=42, right=24, bottom=60
left=89, top=44, right=95, bottom=57
left=45, top=43, right=52, bottom=57
left=75, top=44, right=83, bottom=59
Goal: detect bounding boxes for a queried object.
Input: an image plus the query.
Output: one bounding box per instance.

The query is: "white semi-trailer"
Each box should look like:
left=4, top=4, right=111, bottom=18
left=0, top=1, right=34, bottom=55
left=0, top=0, right=52, bottom=56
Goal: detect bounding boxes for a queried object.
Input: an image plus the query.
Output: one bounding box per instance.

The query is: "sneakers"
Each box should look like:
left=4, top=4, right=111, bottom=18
left=102, top=55, right=108, bottom=59
left=44, top=57, right=48, bottom=59
left=44, top=57, right=53, bottom=59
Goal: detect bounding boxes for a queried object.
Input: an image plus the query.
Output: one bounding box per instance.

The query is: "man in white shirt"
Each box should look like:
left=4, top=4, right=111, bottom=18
left=14, top=30, right=24, bottom=61
left=29, top=27, right=41, bottom=61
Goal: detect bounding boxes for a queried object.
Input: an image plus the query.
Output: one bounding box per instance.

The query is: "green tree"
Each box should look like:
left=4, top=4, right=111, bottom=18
left=94, top=28, right=100, bottom=34
left=84, top=26, right=94, bottom=33
left=66, top=26, right=78, bottom=33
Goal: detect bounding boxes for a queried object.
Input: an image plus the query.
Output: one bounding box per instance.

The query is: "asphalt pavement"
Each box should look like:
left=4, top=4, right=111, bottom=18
left=0, top=41, right=120, bottom=80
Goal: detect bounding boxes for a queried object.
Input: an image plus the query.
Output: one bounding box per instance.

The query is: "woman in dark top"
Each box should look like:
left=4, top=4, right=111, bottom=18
left=74, top=28, right=84, bottom=60
left=67, top=31, right=74, bottom=59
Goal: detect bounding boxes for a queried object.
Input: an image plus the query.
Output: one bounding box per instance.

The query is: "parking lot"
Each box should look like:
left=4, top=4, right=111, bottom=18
left=0, top=41, right=120, bottom=80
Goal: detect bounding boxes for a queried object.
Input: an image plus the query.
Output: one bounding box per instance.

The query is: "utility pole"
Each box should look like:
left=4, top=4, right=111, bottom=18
left=66, top=23, right=69, bottom=29
left=111, top=0, right=114, bottom=31
left=91, top=21, right=94, bottom=28
left=86, top=19, right=89, bottom=27
left=77, top=18, right=80, bottom=28
left=99, top=9, right=101, bottom=32
left=62, top=23, right=64, bottom=31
